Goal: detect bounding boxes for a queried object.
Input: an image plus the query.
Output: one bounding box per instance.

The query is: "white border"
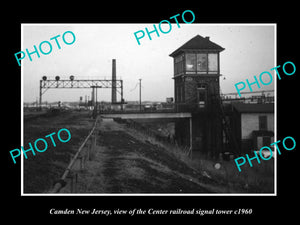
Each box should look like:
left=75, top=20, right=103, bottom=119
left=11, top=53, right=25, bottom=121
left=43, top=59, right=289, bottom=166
left=21, top=23, right=277, bottom=196
left=21, top=24, right=24, bottom=194
left=274, top=24, right=277, bottom=196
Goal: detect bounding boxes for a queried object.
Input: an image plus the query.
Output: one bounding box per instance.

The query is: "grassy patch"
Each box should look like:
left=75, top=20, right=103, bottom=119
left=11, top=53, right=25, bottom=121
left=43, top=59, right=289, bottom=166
left=23, top=111, right=95, bottom=193
left=190, top=154, right=274, bottom=193
left=123, top=122, right=274, bottom=193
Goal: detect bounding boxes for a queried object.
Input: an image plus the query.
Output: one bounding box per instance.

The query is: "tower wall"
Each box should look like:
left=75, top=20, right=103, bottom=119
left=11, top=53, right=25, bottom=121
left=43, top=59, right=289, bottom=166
left=171, top=35, right=225, bottom=158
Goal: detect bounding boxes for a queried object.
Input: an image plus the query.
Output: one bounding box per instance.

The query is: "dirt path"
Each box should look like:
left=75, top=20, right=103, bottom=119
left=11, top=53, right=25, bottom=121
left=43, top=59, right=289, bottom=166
left=70, top=118, right=214, bottom=194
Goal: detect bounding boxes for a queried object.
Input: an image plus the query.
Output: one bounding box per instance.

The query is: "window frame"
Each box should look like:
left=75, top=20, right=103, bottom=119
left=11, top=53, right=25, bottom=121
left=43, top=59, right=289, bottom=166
left=259, top=115, right=268, bottom=130
left=196, top=53, right=208, bottom=72
left=184, top=52, right=219, bottom=74
left=185, top=53, right=197, bottom=72
left=208, top=53, right=218, bottom=72
left=174, top=54, right=184, bottom=75
left=197, top=83, right=207, bottom=108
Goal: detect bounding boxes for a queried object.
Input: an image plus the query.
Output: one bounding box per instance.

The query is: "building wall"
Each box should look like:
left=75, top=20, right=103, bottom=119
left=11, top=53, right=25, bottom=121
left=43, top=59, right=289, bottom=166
left=174, top=77, right=185, bottom=103
left=241, top=113, right=274, bottom=139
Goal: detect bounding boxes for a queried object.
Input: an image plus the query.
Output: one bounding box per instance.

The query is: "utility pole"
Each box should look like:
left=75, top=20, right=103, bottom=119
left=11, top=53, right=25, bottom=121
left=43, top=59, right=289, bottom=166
left=91, top=85, right=101, bottom=118
left=39, top=80, right=42, bottom=111
left=139, top=79, right=142, bottom=111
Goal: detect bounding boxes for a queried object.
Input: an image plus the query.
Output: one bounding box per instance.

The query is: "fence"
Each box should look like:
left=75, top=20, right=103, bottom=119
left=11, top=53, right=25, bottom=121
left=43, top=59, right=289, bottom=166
left=50, top=117, right=99, bottom=193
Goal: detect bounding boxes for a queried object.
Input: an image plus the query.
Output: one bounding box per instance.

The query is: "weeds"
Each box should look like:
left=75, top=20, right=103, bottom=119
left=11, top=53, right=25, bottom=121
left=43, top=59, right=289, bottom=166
left=123, top=119, right=275, bottom=193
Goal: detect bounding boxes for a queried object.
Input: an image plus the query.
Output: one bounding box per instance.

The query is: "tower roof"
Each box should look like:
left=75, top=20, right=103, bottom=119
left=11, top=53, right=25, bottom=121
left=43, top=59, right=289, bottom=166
left=169, top=35, right=225, bottom=57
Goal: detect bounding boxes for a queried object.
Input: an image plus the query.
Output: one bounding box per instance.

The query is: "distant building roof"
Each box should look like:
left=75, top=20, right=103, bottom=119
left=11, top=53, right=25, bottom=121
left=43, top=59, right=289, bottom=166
left=169, top=35, right=225, bottom=57
left=252, top=130, right=274, bottom=136
left=232, top=103, right=274, bottom=113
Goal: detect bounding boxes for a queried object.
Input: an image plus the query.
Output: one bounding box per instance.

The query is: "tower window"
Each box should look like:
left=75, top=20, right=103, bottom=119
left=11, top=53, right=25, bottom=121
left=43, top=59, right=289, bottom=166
left=197, top=84, right=207, bottom=108
left=186, top=54, right=196, bottom=72
left=185, top=53, right=218, bottom=74
left=174, top=54, right=184, bottom=75
left=197, top=54, right=207, bottom=71
left=208, top=53, right=218, bottom=72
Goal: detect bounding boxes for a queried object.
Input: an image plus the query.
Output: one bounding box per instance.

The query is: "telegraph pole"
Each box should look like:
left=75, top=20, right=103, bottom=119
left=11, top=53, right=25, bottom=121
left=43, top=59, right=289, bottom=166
left=91, top=85, right=101, bottom=118
left=39, top=80, right=42, bottom=111
left=139, top=79, right=142, bottom=111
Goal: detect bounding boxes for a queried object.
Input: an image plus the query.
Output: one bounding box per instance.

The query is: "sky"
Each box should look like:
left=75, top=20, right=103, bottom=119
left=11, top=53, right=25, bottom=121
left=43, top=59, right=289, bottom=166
left=22, top=24, right=275, bottom=103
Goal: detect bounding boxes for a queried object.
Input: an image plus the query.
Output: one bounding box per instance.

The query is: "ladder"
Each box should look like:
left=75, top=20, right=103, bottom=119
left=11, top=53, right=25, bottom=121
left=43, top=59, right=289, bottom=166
left=215, top=93, right=240, bottom=154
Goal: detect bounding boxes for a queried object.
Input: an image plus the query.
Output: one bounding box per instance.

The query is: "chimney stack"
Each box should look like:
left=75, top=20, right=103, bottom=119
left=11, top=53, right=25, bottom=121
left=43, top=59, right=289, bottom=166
left=111, top=59, right=117, bottom=103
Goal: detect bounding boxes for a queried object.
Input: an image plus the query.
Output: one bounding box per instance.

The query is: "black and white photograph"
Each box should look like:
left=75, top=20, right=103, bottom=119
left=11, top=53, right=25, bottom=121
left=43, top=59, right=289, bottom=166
left=21, top=24, right=276, bottom=195
left=4, top=4, right=298, bottom=221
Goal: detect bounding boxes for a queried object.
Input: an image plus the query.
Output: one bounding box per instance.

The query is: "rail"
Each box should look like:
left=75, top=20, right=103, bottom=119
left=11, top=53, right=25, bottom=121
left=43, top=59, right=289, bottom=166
left=50, top=116, right=99, bottom=193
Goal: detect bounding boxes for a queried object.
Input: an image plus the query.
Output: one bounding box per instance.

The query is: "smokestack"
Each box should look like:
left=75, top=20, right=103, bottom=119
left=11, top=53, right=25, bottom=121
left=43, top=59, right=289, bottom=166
left=112, top=59, right=116, bottom=103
